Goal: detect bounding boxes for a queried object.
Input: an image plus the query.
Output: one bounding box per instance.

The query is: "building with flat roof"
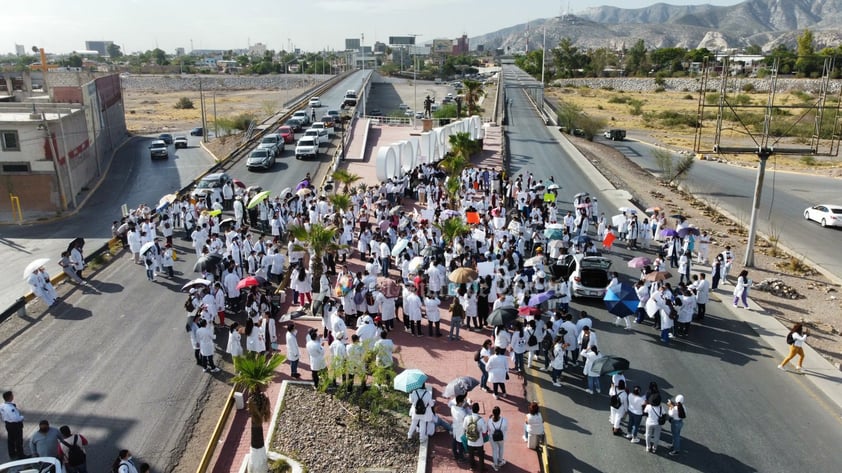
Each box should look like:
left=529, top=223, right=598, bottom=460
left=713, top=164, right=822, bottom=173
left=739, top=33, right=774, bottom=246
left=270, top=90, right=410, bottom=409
left=85, top=40, right=114, bottom=56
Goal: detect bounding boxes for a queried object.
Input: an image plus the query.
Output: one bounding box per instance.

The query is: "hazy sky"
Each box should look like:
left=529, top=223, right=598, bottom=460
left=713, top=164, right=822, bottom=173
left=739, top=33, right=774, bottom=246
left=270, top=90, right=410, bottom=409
left=2, top=0, right=744, bottom=55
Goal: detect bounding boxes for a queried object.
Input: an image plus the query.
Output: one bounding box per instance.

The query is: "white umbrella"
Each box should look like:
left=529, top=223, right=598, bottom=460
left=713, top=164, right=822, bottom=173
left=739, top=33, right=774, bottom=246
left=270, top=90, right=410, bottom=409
left=548, top=184, right=560, bottom=190
left=408, top=256, right=425, bottom=274
left=280, top=187, right=292, bottom=197
left=611, top=214, right=627, bottom=228
left=23, top=258, right=50, bottom=280
left=391, top=238, right=409, bottom=257
left=524, top=255, right=544, bottom=267
left=182, top=278, right=212, bottom=292
left=546, top=223, right=565, bottom=230
left=140, top=241, right=157, bottom=255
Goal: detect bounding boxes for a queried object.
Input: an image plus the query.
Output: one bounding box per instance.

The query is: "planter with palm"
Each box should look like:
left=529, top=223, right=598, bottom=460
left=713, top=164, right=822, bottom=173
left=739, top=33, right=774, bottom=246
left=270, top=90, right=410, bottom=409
left=435, top=217, right=471, bottom=249
left=328, top=194, right=352, bottom=227
left=288, top=223, right=340, bottom=294
left=332, top=169, right=362, bottom=194
left=232, top=352, right=286, bottom=473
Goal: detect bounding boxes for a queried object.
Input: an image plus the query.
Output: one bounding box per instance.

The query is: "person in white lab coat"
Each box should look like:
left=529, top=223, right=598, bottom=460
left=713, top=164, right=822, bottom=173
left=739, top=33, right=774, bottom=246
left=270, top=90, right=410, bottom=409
left=285, top=323, right=301, bottom=378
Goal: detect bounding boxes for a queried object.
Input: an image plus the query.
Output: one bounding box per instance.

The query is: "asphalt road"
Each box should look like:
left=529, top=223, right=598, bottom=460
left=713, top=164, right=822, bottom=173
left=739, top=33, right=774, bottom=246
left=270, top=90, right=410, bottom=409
left=597, top=134, right=842, bottom=281
left=0, top=133, right=215, bottom=311
left=224, top=70, right=370, bottom=197
left=503, top=64, right=842, bottom=473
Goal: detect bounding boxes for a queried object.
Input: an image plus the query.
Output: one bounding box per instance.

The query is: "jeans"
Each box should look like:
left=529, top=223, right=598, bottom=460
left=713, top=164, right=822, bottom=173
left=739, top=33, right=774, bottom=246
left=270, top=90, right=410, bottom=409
left=491, top=439, right=504, bottom=466
left=587, top=375, right=600, bottom=392
left=628, top=412, right=643, bottom=438
left=449, top=317, right=462, bottom=340
left=645, top=423, right=661, bottom=450
left=670, top=419, right=684, bottom=452
left=696, top=302, right=706, bottom=320
left=661, top=328, right=671, bottom=344
left=289, top=359, right=299, bottom=376
left=551, top=368, right=562, bottom=384
left=467, top=445, right=486, bottom=470
left=451, top=436, right=465, bottom=459
left=514, top=351, right=525, bottom=372
left=478, top=361, right=489, bottom=390
left=381, top=257, right=390, bottom=276
left=146, top=268, right=154, bottom=280
left=435, top=416, right=452, bottom=433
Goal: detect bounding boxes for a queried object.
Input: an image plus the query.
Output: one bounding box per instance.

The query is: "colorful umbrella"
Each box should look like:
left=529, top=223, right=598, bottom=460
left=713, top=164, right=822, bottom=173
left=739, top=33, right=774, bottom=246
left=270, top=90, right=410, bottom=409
left=232, top=178, right=246, bottom=189
left=643, top=271, right=672, bottom=282
left=660, top=228, right=678, bottom=238
left=646, top=206, right=662, bottom=213
left=156, top=193, right=177, bottom=212
left=393, top=368, right=428, bottom=393
left=528, top=290, right=556, bottom=307
left=236, top=276, right=264, bottom=290
left=248, top=190, right=271, bottom=209
left=603, top=283, right=638, bottom=317
left=449, top=267, right=478, bottom=284
left=677, top=226, right=700, bottom=238
left=202, top=209, right=222, bottom=217
left=627, top=257, right=652, bottom=269
left=518, top=306, right=542, bottom=317
left=296, top=179, right=310, bottom=191
left=335, top=274, right=354, bottom=296
left=544, top=228, right=564, bottom=240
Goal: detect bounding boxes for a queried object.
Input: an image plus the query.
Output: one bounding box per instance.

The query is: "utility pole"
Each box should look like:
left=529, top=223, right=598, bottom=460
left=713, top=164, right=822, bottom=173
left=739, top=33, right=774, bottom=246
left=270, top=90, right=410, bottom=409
left=540, top=25, right=546, bottom=117
left=744, top=148, right=772, bottom=267
left=199, top=77, right=208, bottom=143
left=57, top=110, right=77, bottom=208
left=40, top=113, right=67, bottom=210
left=213, top=91, right=218, bottom=139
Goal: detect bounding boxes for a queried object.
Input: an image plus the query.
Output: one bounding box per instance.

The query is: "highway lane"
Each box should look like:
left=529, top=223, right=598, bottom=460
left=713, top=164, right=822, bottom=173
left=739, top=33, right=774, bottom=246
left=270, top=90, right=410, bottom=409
left=503, top=64, right=842, bottom=473
left=0, top=244, right=212, bottom=470
left=598, top=134, right=842, bottom=281
left=1, top=134, right=214, bottom=311
left=224, top=70, right=371, bottom=197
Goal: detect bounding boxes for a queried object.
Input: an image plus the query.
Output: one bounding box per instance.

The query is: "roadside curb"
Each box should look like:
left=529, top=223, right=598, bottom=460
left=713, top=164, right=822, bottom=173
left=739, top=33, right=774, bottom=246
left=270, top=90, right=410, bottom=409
left=200, top=140, right=223, bottom=163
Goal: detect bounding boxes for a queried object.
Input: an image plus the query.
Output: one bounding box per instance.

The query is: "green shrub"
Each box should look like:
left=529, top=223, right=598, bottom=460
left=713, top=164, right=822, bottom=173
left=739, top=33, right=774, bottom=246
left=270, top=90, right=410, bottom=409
left=174, top=97, right=194, bottom=109
left=628, top=99, right=644, bottom=116
left=683, top=94, right=694, bottom=100
left=608, top=96, right=630, bottom=104
left=658, top=110, right=698, bottom=128
left=742, top=83, right=755, bottom=93
left=654, top=86, right=666, bottom=93
left=800, top=155, right=816, bottom=166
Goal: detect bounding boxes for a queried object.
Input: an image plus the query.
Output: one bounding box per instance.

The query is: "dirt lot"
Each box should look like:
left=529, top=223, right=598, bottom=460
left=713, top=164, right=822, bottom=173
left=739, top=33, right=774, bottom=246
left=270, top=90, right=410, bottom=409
left=549, top=87, right=842, bottom=178
left=571, top=135, right=842, bottom=369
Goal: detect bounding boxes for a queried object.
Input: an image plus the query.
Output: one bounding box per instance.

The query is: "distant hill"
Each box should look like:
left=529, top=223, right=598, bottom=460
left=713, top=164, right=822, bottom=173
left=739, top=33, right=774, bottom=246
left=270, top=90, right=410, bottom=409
left=470, top=0, right=842, bottom=52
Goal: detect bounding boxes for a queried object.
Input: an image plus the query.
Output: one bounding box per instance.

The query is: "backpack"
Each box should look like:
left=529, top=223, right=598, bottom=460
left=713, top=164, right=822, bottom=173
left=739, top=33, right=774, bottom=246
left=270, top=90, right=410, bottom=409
left=413, top=390, right=427, bottom=415
left=60, top=435, right=86, bottom=466
left=491, top=420, right=504, bottom=441
left=354, top=288, right=365, bottom=305
left=185, top=298, right=195, bottom=313
left=610, top=394, right=621, bottom=409
left=656, top=407, right=668, bottom=425
left=786, top=332, right=794, bottom=345
left=678, top=404, right=686, bottom=419
left=465, top=415, right=481, bottom=442
left=527, top=332, right=538, bottom=347
left=474, top=349, right=482, bottom=362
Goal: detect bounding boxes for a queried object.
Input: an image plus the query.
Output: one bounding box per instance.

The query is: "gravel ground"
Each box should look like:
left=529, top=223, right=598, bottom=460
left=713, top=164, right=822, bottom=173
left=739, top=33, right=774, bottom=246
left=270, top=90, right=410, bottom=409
left=271, top=384, right=419, bottom=473
left=571, top=136, right=842, bottom=369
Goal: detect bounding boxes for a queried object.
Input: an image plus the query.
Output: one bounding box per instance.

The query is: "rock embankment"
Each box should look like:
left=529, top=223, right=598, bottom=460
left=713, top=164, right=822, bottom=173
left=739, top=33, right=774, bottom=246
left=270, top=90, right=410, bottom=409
left=550, top=77, right=840, bottom=94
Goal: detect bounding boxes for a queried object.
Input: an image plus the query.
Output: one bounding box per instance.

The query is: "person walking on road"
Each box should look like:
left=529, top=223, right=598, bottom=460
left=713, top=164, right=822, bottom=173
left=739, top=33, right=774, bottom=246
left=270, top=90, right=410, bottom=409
left=111, top=449, right=139, bottom=473
left=486, top=347, right=510, bottom=400
left=732, top=269, right=751, bottom=308
left=524, top=401, right=545, bottom=450
left=29, top=420, right=61, bottom=460
left=667, top=395, right=687, bottom=456
left=487, top=406, right=508, bottom=471
left=58, top=425, right=89, bottom=473
left=1, top=391, right=25, bottom=460
left=626, top=386, right=646, bottom=443
left=197, top=320, right=221, bottom=373
left=779, top=323, right=809, bottom=371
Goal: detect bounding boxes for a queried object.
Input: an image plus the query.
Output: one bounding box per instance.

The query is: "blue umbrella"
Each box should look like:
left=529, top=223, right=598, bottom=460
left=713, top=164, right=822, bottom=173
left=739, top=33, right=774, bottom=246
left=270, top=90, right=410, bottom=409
left=527, top=290, right=556, bottom=307
left=603, top=283, right=639, bottom=318
left=393, top=368, right=428, bottom=393
left=570, top=235, right=592, bottom=246
left=544, top=228, right=564, bottom=240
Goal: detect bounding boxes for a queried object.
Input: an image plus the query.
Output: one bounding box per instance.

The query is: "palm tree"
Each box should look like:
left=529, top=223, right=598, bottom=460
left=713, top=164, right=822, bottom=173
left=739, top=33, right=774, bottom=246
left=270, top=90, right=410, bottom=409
left=435, top=217, right=471, bottom=248
left=328, top=194, right=352, bottom=227
left=462, top=80, right=485, bottom=116
left=288, top=223, right=339, bottom=293
left=232, top=352, right=286, bottom=473
left=446, top=131, right=475, bottom=172
left=332, top=169, right=362, bottom=194
left=444, top=176, right=463, bottom=208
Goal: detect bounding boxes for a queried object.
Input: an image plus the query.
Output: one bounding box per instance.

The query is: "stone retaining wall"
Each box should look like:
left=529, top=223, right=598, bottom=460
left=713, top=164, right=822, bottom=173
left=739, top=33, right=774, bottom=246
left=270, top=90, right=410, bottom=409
left=47, top=72, right=331, bottom=91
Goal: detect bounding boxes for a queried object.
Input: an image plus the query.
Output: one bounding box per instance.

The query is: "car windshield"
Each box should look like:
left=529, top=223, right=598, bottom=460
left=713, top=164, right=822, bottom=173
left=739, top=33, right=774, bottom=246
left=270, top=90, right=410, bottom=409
left=279, top=127, right=291, bottom=133
left=196, top=180, right=216, bottom=189
left=299, top=139, right=315, bottom=145
left=261, top=137, right=277, bottom=143
left=150, top=142, right=165, bottom=148
left=251, top=150, right=268, bottom=156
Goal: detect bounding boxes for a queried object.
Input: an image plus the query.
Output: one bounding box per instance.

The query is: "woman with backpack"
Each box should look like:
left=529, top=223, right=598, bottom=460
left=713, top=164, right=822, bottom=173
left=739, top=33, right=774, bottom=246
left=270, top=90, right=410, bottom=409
left=487, top=406, right=508, bottom=471
left=510, top=321, right=528, bottom=373
left=111, top=449, right=139, bottom=473
left=779, top=323, right=809, bottom=371
left=667, top=394, right=687, bottom=456
left=643, top=395, right=666, bottom=454
left=609, top=379, right=629, bottom=436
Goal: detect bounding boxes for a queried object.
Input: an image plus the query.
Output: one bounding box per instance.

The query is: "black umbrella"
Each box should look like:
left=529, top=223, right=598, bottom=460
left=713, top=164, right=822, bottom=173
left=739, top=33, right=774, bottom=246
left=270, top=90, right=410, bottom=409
left=67, top=237, right=85, bottom=253
left=592, top=356, right=631, bottom=376
left=671, top=214, right=686, bottom=220
left=193, top=254, right=223, bottom=272
left=443, top=376, right=480, bottom=398
left=570, top=235, right=592, bottom=246
left=486, top=307, right=518, bottom=327
left=420, top=246, right=444, bottom=257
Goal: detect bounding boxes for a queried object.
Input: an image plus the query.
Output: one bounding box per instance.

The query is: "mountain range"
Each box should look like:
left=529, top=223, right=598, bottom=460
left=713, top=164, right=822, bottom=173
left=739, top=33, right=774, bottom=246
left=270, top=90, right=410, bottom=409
left=470, top=0, right=842, bottom=52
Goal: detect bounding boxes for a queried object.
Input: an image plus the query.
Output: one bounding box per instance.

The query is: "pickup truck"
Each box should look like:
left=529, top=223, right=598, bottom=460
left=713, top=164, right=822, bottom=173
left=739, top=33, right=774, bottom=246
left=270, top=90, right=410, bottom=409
left=603, top=129, right=626, bottom=141
left=343, top=92, right=358, bottom=108
left=257, top=133, right=284, bottom=156
left=295, top=137, right=319, bottom=160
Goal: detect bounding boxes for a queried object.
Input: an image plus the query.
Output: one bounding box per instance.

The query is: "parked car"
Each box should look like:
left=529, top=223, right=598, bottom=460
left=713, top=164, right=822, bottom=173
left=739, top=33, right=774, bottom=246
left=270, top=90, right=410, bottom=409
left=158, top=133, right=174, bottom=144
left=149, top=140, right=168, bottom=159
left=292, top=110, right=312, bottom=126
left=190, top=172, right=232, bottom=200
left=277, top=125, right=295, bottom=144
left=174, top=136, right=188, bottom=148
left=804, top=204, right=842, bottom=227
left=603, top=129, right=626, bottom=141
left=399, top=103, right=409, bottom=110
left=308, top=96, right=322, bottom=108
left=415, top=111, right=424, bottom=119
left=247, top=148, right=276, bottom=171
left=257, top=133, right=284, bottom=156
left=190, top=127, right=204, bottom=136
left=1, top=456, right=63, bottom=473
left=551, top=254, right=612, bottom=298
left=295, top=137, right=319, bottom=160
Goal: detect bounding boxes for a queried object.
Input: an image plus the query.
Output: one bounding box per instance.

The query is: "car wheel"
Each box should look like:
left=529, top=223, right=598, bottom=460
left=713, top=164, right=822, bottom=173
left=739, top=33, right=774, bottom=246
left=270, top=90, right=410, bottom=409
left=804, top=211, right=810, bottom=220
left=821, top=218, right=827, bottom=227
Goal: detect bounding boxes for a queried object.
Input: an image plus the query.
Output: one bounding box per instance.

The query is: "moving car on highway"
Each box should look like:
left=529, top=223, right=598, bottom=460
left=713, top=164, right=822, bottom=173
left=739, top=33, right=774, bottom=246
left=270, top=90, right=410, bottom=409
left=257, top=133, right=284, bottom=156
left=308, top=96, right=322, bottom=108
left=804, top=204, right=842, bottom=228
left=277, top=125, right=295, bottom=144
left=158, top=133, right=174, bottom=144
left=295, top=137, right=319, bottom=160
left=149, top=140, right=168, bottom=160
left=247, top=148, right=276, bottom=171
left=174, top=136, right=188, bottom=148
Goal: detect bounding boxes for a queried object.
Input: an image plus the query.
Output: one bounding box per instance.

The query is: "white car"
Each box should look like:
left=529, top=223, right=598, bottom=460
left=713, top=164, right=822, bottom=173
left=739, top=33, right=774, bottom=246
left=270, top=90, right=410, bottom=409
left=552, top=254, right=612, bottom=298
left=1, top=456, right=63, bottom=473
left=804, top=204, right=842, bottom=227
left=308, top=96, right=322, bottom=108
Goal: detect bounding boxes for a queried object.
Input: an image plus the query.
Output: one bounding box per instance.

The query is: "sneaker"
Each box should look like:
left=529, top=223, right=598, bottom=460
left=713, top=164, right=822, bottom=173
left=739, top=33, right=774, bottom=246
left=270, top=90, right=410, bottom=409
left=631, top=438, right=641, bottom=443
left=733, top=304, right=738, bottom=308
left=585, top=389, right=593, bottom=394
left=203, top=368, right=209, bottom=373
left=493, top=394, right=499, bottom=400
left=777, top=364, right=786, bottom=371
left=669, top=450, right=679, bottom=456
left=596, top=388, right=601, bottom=394
left=625, top=434, right=633, bottom=439
left=553, top=381, right=562, bottom=387
left=522, top=435, right=528, bottom=442
left=210, top=367, right=221, bottom=373
left=795, top=366, right=803, bottom=371
left=650, top=447, right=657, bottom=454
left=499, top=460, right=507, bottom=466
